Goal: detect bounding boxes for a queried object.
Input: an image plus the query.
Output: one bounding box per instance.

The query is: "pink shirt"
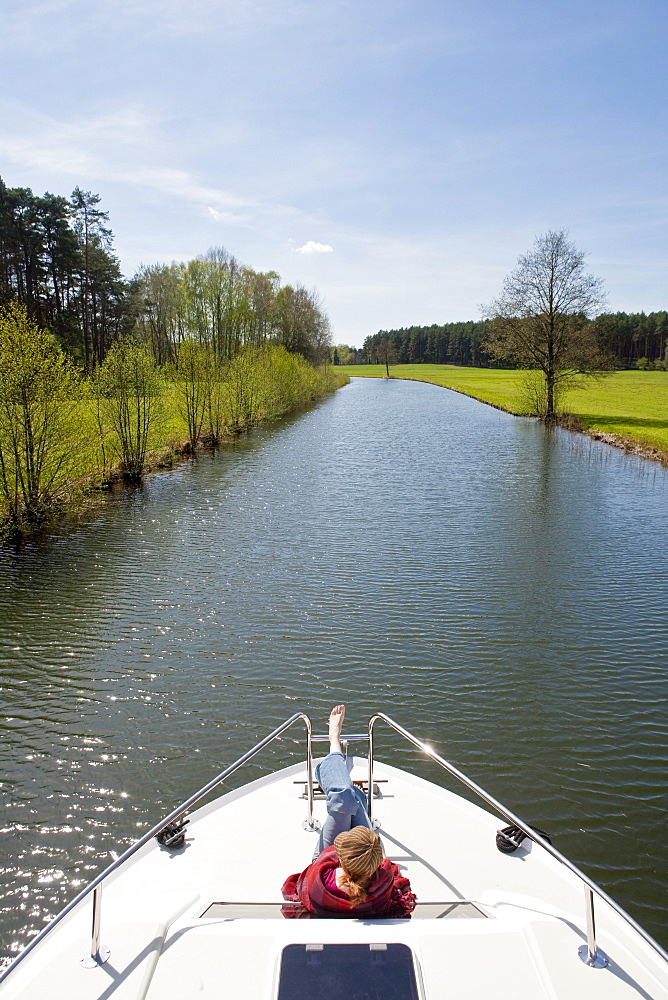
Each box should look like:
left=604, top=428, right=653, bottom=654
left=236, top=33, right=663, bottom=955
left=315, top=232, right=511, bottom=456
left=320, top=867, right=349, bottom=898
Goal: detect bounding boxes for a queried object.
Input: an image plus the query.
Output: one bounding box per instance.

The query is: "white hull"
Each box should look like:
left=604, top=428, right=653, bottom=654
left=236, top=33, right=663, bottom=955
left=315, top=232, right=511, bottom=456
left=1, top=752, right=666, bottom=1000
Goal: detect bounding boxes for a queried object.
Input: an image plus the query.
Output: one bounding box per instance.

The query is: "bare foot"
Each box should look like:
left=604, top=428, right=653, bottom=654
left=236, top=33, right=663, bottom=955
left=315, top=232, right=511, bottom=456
left=328, top=704, right=345, bottom=754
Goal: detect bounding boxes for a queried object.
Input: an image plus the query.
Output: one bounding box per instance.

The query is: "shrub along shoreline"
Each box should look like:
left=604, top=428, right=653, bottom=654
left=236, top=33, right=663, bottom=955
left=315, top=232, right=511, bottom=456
left=339, top=364, right=668, bottom=465
left=0, top=304, right=348, bottom=541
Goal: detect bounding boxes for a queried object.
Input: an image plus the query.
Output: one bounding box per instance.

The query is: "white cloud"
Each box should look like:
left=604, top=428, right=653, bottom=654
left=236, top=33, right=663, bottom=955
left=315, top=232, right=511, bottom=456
left=294, top=241, right=334, bottom=254
left=0, top=101, right=316, bottom=233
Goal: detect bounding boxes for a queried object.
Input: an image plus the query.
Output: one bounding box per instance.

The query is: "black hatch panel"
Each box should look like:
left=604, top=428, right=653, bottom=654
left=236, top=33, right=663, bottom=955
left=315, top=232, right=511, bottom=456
left=277, top=943, right=420, bottom=1000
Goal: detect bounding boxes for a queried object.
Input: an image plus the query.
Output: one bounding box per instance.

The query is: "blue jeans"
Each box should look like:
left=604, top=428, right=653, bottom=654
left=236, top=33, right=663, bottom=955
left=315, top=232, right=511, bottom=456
left=313, top=752, right=371, bottom=859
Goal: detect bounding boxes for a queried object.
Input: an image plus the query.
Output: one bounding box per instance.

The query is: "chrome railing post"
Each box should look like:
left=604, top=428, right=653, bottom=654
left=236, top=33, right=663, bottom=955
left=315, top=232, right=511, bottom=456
left=79, top=885, right=110, bottom=968
left=578, top=886, right=608, bottom=968
left=367, top=715, right=377, bottom=818
left=304, top=713, right=316, bottom=830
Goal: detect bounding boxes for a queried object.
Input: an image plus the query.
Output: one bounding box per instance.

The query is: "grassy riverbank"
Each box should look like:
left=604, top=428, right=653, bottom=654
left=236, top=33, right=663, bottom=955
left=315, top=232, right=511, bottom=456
left=338, top=365, right=668, bottom=462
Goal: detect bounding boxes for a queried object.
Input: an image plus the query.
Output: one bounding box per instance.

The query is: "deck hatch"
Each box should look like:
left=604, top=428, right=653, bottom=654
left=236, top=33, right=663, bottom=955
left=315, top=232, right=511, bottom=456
left=277, top=943, right=419, bottom=1000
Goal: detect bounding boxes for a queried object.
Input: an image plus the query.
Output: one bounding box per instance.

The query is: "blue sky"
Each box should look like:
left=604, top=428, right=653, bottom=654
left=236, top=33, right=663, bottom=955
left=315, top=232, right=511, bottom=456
left=1, top=0, right=666, bottom=345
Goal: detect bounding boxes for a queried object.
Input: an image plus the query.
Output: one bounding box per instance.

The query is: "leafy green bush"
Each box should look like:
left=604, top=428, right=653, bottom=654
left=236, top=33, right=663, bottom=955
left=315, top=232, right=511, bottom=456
left=94, top=342, right=164, bottom=479
left=0, top=303, right=85, bottom=533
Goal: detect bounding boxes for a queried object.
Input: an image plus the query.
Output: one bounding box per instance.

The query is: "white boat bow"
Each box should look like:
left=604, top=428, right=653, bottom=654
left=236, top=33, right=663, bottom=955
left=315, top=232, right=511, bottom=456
left=0, top=712, right=666, bottom=1000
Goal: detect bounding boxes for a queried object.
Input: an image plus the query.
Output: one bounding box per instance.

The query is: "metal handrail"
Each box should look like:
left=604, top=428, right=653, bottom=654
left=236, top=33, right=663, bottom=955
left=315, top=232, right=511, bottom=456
left=3, top=710, right=666, bottom=982
left=367, top=712, right=668, bottom=968
left=0, top=712, right=315, bottom=984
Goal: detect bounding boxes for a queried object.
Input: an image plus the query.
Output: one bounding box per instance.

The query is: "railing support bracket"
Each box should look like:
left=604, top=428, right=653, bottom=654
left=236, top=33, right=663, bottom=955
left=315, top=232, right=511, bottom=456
left=301, top=818, right=322, bottom=832
left=578, top=944, right=608, bottom=969
left=80, top=944, right=111, bottom=969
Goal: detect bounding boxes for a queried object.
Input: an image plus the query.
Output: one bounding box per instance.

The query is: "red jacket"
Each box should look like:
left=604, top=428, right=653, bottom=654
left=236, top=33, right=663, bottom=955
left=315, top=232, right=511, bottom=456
left=281, top=846, right=416, bottom=918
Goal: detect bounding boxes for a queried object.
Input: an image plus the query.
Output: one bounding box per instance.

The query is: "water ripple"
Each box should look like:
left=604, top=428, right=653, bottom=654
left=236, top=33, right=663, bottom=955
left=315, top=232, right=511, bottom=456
left=0, top=377, right=667, bottom=960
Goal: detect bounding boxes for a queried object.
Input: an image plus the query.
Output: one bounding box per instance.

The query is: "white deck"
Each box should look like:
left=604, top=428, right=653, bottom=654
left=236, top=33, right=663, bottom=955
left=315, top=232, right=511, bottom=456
left=2, top=757, right=667, bottom=1000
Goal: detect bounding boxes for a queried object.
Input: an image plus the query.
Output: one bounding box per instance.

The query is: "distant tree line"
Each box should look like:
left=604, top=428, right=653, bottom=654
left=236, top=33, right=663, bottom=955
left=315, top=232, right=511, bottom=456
left=135, top=250, right=330, bottom=367
left=361, top=322, right=493, bottom=367
left=592, top=311, right=668, bottom=368
left=334, top=312, right=667, bottom=370
left=0, top=177, right=331, bottom=370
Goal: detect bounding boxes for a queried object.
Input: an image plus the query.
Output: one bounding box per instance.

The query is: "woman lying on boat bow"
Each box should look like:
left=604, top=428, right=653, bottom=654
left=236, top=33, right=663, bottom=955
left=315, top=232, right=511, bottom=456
left=282, top=705, right=416, bottom=918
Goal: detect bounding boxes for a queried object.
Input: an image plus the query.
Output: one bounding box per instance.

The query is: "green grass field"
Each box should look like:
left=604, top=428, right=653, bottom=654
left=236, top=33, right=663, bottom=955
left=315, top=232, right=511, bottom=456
left=338, top=365, right=668, bottom=458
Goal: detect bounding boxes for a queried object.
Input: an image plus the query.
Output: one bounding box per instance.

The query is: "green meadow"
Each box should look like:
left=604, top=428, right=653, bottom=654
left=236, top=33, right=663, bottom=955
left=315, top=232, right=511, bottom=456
left=338, top=365, right=668, bottom=459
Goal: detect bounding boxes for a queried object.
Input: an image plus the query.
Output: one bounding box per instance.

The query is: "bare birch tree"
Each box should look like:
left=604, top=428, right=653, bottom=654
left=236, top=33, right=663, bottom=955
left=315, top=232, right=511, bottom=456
left=484, top=230, right=609, bottom=421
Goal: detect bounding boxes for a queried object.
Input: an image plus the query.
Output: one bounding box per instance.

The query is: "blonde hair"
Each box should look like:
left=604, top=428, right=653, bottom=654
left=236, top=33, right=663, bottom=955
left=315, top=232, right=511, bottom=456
left=334, top=826, right=384, bottom=905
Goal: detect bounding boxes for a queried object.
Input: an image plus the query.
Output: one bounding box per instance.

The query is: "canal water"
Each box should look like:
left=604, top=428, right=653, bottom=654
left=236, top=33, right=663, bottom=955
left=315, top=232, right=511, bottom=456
left=0, top=376, right=666, bottom=962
